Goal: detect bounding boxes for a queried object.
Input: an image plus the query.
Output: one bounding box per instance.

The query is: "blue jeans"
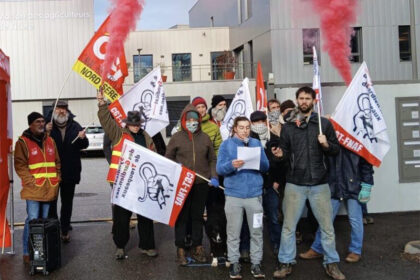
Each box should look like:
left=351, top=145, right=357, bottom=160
left=263, top=187, right=281, bottom=249
left=311, top=199, right=363, bottom=255
left=23, top=200, right=50, bottom=255
left=278, top=183, right=340, bottom=264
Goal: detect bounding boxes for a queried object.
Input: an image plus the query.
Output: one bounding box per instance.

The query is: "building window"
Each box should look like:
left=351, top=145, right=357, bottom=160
left=349, top=27, right=362, bottom=63
left=133, top=54, right=153, bottom=83
left=399, top=25, right=411, bottom=61
left=302, top=28, right=320, bottom=65
left=166, top=99, right=190, bottom=137
left=211, top=52, right=225, bottom=80
left=172, top=53, right=191, bottom=82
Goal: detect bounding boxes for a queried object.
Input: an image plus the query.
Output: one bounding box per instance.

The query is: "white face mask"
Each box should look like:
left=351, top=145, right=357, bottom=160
left=211, top=107, right=226, bottom=121
left=251, top=123, right=268, bottom=136
left=186, top=121, right=199, bottom=133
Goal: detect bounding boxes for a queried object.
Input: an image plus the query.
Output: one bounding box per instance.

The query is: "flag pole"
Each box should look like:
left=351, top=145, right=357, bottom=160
left=51, top=70, right=72, bottom=125
left=317, top=101, right=322, bottom=135
left=194, top=173, right=225, bottom=191
left=6, top=153, right=14, bottom=255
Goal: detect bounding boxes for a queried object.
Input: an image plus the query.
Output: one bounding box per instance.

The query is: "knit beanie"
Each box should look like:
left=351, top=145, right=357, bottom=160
left=27, top=112, right=44, bottom=125
left=192, top=97, right=207, bottom=108
left=211, top=95, right=226, bottom=108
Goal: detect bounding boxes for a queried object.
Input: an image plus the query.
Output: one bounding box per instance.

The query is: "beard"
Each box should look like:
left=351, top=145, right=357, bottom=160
left=54, top=112, right=69, bottom=125
left=298, top=103, right=313, bottom=114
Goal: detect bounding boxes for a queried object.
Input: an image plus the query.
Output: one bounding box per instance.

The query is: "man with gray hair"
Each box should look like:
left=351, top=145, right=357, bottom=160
left=46, top=100, right=89, bottom=243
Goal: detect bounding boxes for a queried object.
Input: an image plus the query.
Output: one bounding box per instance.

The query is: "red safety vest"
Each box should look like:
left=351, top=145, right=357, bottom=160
left=107, top=133, right=134, bottom=183
left=21, top=136, right=59, bottom=187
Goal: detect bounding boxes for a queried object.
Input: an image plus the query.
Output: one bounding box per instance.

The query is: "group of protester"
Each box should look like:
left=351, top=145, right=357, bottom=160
left=15, top=85, right=375, bottom=280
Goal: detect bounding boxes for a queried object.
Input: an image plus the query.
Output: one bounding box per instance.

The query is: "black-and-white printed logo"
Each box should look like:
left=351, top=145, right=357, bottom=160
left=226, top=99, right=246, bottom=132
left=352, top=92, right=377, bottom=143
left=132, top=89, right=153, bottom=129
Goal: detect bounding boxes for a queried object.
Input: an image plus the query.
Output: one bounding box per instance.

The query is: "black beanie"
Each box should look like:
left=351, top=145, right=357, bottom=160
left=27, top=112, right=44, bottom=125
left=250, top=111, right=267, bottom=122
left=211, top=95, right=226, bottom=108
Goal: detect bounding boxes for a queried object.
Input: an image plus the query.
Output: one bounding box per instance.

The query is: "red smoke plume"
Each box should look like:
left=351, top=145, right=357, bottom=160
left=102, top=0, right=144, bottom=80
left=311, top=0, right=357, bottom=85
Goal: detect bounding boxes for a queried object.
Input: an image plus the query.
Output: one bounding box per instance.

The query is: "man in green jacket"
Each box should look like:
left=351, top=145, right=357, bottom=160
left=191, top=97, right=222, bottom=155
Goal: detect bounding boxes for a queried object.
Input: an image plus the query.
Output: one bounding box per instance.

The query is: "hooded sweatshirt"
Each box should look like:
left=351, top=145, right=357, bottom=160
left=165, top=104, right=217, bottom=184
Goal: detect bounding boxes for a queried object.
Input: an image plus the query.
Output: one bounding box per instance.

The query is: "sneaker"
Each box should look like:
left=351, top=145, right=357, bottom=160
left=61, top=233, right=71, bottom=243
left=140, top=249, right=158, bottom=257
left=177, top=248, right=188, bottom=266
left=229, top=262, right=242, bottom=279
left=345, top=252, right=361, bottom=263
left=299, top=248, right=323, bottom=259
left=325, top=263, right=346, bottom=280
left=273, top=262, right=292, bottom=279
left=192, top=245, right=207, bottom=263
left=239, top=250, right=250, bottom=263
left=251, top=263, right=265, bottom=278
left=115, top=248, right=127, bottom=260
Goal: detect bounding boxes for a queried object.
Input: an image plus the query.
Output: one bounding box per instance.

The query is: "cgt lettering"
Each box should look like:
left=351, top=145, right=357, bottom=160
left=174, top=172, right=195, bottom=206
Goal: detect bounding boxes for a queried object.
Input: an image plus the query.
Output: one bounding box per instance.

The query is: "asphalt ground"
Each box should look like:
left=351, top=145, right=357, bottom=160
left=1, top=156, right=420, bottom=280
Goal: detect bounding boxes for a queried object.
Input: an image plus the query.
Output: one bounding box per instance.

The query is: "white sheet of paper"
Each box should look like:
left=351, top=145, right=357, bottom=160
left=237, top=146, right=261, bottom=171
left=253, top=213, right=263, bottom=228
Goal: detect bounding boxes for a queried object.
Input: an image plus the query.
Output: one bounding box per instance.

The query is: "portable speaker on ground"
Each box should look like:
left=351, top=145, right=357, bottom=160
left=28, top=218, right=61, bottom=276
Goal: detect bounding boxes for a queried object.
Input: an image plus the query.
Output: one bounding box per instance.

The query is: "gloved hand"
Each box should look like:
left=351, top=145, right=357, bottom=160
left=209, top=177, right=219, bottom=188
left=358, top=182, right=373, bottom=203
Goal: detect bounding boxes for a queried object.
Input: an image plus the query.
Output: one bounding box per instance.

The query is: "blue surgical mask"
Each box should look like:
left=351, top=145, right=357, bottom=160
left=186, top=121, right=199, bottom=133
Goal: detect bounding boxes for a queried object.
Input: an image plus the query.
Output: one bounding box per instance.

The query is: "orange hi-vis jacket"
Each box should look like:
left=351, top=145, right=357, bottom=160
left=107, top=133, right=134, bottom=183
left=20, top=136, right=59, bottom=187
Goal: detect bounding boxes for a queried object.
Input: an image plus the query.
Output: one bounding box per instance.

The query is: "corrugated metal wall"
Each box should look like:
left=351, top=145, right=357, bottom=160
left=0, top=0, right=95, bottom=101
left=270, top=0, right=417, bottom=84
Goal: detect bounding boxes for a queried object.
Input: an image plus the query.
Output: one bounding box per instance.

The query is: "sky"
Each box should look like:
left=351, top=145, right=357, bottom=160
left=94, top=0, right=198, bottom=30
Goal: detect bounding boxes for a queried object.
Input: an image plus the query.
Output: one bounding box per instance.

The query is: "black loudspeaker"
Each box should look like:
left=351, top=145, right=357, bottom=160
left=28, top=218, right=61, bottom=276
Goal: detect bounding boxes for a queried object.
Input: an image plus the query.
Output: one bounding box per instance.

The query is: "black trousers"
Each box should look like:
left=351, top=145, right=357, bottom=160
left=112, top=204, right=155, bottom=250
left=48, top=181, right=76, bottom=235
left=175, top=183, right=208, bottom=248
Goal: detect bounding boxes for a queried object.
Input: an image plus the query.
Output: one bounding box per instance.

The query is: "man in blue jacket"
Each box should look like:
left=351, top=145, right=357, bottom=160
left=46, top=100, right=89, bottom=243
left=273, top=87, right=345, bottom=280
left=299, top=145, right=374, bottom=263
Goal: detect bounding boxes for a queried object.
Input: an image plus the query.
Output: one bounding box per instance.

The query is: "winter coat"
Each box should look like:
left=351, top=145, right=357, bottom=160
left=165, top=104, right=217, bottom=184
left=328, top=146, right=374, bottom=200
left=97, top=103, right=155, bottom=150
left=201, top=113, right=222, bottom=156
left=14, top=130, right=61, bottom=201
left=216, top=136, right=269, bottom=199
left=46, top=110, right=89, bottom=184
left=279, top=109, right=339, bottom=186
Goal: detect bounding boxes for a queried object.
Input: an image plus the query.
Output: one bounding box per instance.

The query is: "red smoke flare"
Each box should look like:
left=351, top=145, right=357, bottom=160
left=102, top=0, right=144, bottom=80
left=311, top=0, right=357, bottom=85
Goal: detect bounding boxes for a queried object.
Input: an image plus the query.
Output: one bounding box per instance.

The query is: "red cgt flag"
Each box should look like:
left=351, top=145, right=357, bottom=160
left=256, top=61, right=267, bottom=112
left=0, top=49, right=12, bottom=249
left=73, top=15, right=128, bottom=102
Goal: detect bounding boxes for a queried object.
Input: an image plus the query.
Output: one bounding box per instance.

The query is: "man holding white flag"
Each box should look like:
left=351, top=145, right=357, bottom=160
left=330, top=61, right=390, bottom=167
left=97, top=90, right=158, bottom=260
left=220, top=78, right=254, bottom=140
left=108, top=66, right=170, bottom=138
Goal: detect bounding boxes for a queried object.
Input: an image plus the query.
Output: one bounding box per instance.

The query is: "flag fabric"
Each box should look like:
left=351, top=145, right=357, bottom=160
left=0, top=49, right=12, bottom=249
left=312, top=46, right=323, bottom=114
left=220, top=78, right=254, bottom=140
left=256, top=62, right=267, bottom=112
left=111, top=140, right=196, bottom=227
left=108, top=67, right=169, bottom=137
left=331, top=62, right=390, bottom=167
left=72, top=15, right=128, bottom=102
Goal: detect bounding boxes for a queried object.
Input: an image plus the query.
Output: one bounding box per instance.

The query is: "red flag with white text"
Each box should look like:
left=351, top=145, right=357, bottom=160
left=72, top=15, right=128, bottom=102
left=0, top=49, right=12, bottom=249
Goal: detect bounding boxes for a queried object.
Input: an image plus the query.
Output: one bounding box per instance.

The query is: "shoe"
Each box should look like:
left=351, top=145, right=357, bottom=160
left=61, top=233, right=71, bottom=243
left=296, top=231, right=303, bottom=245
left=365, top=216, right=374, bottom=224
left=239, top=250, right=250, bottom=263
left=299, top=248, right=323, bottom=259
left=192, top=245, right=207, bottom=263
left=345, top=252, right=361, bottom=263
left=115, top=248, right=127, bottom=260
left=273, top=262, right=292, bottom=278
left=23, top=255, right=30, bottom=264
left=325, top=263, right=346, bottom=280
left=229, top=262, right=242, bottom=279
left=177, top=248, right=188, bottom=266
left=251, top=263, right=265, bottom=278
left=140, top=249, right=158, bottom=257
